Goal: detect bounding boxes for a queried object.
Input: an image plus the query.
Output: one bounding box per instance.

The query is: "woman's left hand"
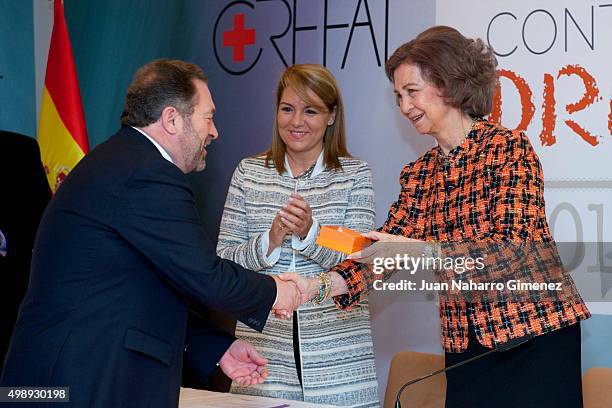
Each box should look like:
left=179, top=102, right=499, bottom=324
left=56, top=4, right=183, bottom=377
left=278, top=193, right=313, bottom=239
left=347, top=231, right=423, bottom=263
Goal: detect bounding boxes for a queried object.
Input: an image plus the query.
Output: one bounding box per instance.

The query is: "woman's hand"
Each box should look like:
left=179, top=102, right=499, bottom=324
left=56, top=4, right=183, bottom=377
left=347, top=231, right=423, bottom=263
left=268, top=213, right=290, bottom=255
left=278, top=193, right=313, bottom=240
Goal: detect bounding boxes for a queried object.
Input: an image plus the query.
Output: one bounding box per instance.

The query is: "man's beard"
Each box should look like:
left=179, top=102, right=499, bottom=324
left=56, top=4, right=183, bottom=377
left=195, top=138, right=206, bottom=171
left=184, top=119, right=206, bottom=172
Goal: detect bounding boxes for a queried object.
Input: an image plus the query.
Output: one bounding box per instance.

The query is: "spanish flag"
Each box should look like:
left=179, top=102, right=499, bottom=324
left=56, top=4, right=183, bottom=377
left=38, top=0, right=88, bottom=192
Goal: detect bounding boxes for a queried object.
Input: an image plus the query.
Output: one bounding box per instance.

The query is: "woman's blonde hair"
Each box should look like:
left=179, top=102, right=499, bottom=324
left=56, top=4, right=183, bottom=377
left=265, top=64, right=350, bottom=173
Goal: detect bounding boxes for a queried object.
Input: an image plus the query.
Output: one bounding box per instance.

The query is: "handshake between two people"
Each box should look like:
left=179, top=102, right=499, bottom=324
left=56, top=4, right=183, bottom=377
left=271, top=231, right=424, bottom=319
left=270, top=272, right=343, bottom=319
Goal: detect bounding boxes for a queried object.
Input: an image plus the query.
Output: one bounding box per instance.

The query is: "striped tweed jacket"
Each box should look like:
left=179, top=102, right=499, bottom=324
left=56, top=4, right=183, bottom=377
left=217, top=155, right=380, bottom=407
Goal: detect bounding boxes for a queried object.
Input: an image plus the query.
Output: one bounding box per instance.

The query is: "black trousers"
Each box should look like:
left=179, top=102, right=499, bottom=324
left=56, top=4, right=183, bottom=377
left=445, top=322, right=583, bottom=408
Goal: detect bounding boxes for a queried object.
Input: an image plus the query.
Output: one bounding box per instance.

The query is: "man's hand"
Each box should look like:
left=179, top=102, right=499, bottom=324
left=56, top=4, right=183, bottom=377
left=219, top=339, right=269, bottom=386
left=271, top=276, right=301, bottom=319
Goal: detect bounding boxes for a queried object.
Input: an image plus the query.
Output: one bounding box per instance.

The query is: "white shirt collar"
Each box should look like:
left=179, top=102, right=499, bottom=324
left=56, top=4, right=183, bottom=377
left=284, top=150, right=324, bottom=178
left=131, top=126, right=174, bottom=164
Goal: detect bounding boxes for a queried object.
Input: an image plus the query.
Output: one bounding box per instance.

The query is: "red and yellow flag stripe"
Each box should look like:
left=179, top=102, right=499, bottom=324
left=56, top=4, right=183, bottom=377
left=38, top=0, right=88, bottom=192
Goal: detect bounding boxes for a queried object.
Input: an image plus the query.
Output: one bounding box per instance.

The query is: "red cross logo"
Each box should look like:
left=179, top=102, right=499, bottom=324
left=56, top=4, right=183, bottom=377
left=222, top=14, right=256, bottom=62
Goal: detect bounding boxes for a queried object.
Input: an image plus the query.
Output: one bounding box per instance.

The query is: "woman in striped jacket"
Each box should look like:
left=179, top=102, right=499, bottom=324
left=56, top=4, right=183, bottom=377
left=217, top=64, right=380, bottom=407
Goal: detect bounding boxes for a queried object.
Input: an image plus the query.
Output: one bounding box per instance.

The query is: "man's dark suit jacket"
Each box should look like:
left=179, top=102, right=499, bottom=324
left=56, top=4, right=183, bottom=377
left=0, top=127, right=276, bottom=407
left=0, top=131, right=51, bottom=365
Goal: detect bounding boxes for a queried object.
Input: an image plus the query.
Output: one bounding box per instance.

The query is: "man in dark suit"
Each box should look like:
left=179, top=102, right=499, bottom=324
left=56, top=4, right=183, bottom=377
left=0, top=131, right=51, bottom=366
left=1, top=59, right=300, bottom=407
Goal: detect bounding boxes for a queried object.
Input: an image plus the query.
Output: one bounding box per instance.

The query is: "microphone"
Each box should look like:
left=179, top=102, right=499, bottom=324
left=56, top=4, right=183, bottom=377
left=394, top=333, right=534, bottom=408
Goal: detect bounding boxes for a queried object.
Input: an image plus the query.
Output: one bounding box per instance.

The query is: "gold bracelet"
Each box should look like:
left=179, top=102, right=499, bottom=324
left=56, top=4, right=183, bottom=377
left=321, top=272, right=332, bottom=301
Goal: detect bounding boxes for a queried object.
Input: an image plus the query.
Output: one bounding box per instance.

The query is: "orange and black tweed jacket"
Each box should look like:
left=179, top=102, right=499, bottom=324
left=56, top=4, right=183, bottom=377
left=332, top=118, right=590, bottom=353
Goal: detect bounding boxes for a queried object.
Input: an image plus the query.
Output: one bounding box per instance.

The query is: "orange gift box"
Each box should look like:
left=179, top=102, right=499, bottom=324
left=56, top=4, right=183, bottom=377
left=316, top=226, right=371, bottom=255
